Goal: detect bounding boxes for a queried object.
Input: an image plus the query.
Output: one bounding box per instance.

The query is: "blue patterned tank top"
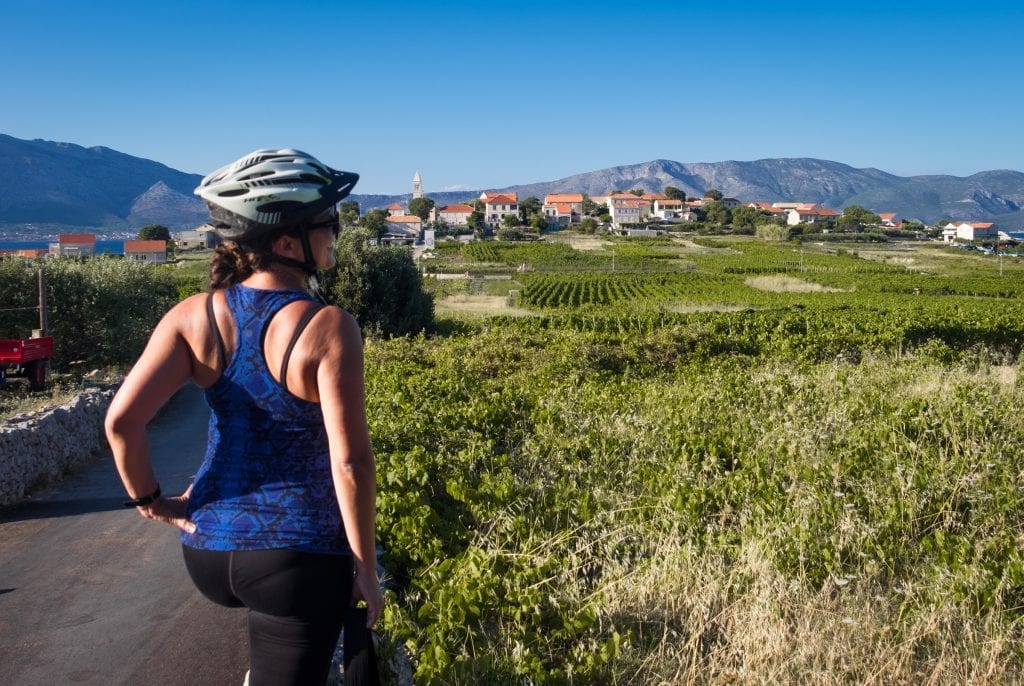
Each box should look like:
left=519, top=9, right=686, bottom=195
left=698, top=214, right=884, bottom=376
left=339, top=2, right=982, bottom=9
left=181, top=284, right=349, bottom=554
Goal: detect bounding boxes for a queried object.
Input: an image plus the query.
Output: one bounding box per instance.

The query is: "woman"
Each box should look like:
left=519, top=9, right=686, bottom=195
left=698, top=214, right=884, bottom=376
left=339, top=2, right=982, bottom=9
left=105, top=149, right=383, bottom=684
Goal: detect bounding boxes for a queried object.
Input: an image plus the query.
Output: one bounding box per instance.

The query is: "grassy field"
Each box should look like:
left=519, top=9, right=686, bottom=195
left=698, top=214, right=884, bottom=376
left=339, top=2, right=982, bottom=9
left=377, top=233, right=1024, bottom=684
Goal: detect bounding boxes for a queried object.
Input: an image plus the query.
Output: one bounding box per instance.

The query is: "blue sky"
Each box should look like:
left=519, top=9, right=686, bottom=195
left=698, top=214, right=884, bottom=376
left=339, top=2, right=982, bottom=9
left=2, top=0, right=1021, bottom=194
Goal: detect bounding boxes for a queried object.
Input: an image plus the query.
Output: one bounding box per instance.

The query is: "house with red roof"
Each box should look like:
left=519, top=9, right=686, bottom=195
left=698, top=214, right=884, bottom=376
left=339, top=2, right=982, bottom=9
left=50, top=234, right=97, bottom=257
left=387, top=202, right=405, bottom=217
left=784, top=204, right=839, bottom=226
left=652, top=198, right=688, bottom=221
left=543, top=193, right=584, bottom=226
left=946, top=221, right=997, bottom=241
left=877, top=213, right=903, bottom=230
left=609, top=198, right=645, bottom=228
left=437, top=204, right=474, bottom=226
left=124, top=240, right=168, bottom=264
left=483, top=194, right=518, bottom=227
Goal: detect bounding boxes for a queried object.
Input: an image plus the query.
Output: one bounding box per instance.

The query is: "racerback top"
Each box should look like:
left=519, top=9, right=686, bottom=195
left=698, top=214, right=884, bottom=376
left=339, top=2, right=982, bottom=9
left=181, top=284, right=348, bottom=554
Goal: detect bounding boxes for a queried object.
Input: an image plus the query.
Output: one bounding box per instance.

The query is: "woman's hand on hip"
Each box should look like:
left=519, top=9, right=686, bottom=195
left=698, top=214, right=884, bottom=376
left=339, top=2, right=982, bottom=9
left=136, top=484, right=196, bottom=534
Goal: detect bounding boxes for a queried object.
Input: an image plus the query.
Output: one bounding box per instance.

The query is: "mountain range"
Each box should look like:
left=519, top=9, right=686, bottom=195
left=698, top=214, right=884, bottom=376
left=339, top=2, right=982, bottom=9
left=2, top=133, right=1023, bottom=236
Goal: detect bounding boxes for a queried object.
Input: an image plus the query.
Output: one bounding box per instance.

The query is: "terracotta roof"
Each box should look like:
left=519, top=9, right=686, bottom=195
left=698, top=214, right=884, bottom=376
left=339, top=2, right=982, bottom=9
left=387, top=215, right=423, bottom=223
left=553, top=203, right=574, bottom=213
left=878, top=213, right=897, bottom=221
left=124, top=240, right=167, bottom=251
left=643, top=193, right=669, bottom=201
left=388, top=203, right=404, bottom=210
left=656, top=199, right=683, bottom=206
left=481, top=191, right=518, bottom=202
left=439, top=204, right=474, bottom=213
left=484, top=195, right=517, bottom=205
left=610, top=193, right=641, bottom=199
left=967, top=222, right=994, bottom=228
left=544, top=193, right=584, bottom=204
left=59, top=233, right=96, bottom=245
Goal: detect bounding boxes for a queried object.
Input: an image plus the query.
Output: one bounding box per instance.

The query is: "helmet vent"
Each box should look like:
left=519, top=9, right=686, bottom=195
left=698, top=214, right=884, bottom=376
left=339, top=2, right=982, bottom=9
left=299, top=173, right=328, bottom=185
left=218, top=188, right=249, bottom=197
left=238, top=171, right=275, bottom=181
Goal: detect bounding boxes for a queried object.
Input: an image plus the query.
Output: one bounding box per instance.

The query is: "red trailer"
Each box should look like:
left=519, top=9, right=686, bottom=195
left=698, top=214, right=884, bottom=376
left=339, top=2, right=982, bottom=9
left=1, top=268, right=52, bottom=391
left=0, top=336, right=53, bottom=391
left=0, top=337, right=52, bottom=393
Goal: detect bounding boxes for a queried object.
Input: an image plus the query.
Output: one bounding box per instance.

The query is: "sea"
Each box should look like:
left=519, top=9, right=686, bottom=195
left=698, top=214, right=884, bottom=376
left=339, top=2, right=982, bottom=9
left=0, top=239, right=126, bottom=254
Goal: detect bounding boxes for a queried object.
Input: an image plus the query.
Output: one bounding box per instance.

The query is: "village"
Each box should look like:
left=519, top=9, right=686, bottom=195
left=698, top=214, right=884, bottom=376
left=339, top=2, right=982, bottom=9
left=0, top=171, right=1012, bottom=262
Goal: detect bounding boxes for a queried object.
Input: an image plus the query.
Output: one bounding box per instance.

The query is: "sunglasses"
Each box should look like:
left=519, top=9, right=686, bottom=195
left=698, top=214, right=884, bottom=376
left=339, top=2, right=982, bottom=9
left=309, top=219, right=341, bottom=238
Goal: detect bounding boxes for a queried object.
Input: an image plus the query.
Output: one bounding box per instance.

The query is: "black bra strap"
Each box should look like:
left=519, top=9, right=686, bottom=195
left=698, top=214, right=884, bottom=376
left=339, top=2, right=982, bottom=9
left=279, top=303, right=325, bottom=392
left=207, top=292, right=227, bottom=373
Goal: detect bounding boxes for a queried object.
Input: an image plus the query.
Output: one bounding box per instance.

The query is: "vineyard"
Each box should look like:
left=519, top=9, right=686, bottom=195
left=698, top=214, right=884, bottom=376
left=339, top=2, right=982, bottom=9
left=375, top=235, right=1024, bottom=684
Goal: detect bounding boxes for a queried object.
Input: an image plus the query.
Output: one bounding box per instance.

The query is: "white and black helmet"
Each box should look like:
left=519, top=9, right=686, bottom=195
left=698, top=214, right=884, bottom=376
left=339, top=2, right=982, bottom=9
left=195, top=148, right=359, bottom=240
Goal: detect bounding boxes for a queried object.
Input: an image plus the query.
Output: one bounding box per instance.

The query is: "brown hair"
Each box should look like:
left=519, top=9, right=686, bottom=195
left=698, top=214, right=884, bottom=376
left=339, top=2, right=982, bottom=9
left=208, top=240, right=276, bottom=290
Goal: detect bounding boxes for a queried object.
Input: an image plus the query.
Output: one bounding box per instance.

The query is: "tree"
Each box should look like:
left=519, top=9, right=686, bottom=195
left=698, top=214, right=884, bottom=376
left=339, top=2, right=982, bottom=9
left=730, top=206, right=765, bottom=231
left=579, top=217, right=598, bottom=234
left=360, top=208, right=389, bottom=239
left=629, top=189, right=645, bottom=197
left=702, top=200, right=730, bottom=225
left=530, top=213, right=548, bottom=232
left=407, top=197, right=436, bottom=222
left=703, top=188, right=723, bottom=201
left=467, top=209, right=486, bottom=237
left=339, top=200, right=360, bottom=227
left=518, top=196, right=541, bottom=222
left=138, top=224, right=170, bottom=241
left=837, top=205, right=881, bottom=233
left=664, top=186, right=686, bottom=202
left=582, top=194, right=599, bottom=215
left=325, top=228, right=433, bottom=338
left=502, top=213, right=520, bottom=229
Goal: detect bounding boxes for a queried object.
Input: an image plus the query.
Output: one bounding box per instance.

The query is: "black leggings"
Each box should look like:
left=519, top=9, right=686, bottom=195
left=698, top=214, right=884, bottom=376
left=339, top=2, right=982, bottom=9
left=182, top=545, right=353, bottom=686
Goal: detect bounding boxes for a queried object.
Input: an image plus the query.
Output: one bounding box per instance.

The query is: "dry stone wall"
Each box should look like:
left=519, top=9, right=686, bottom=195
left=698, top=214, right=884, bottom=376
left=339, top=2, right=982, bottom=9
left=0, top=387, right=114, bottom=507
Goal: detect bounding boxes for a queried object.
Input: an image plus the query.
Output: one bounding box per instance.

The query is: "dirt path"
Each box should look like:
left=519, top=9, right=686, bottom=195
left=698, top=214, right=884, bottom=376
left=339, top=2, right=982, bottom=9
left=0, top=384, right=248, bottom=686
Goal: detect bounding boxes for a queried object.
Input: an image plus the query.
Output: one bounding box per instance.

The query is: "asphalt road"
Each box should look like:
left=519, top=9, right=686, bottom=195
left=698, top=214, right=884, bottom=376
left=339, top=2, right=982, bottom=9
left=0, top=383, right=249, bottom=686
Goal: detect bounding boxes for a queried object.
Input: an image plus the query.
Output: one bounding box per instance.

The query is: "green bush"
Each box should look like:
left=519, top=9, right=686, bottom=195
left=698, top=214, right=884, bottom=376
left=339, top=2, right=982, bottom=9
left=0, top=256, right=178, bottom=370
left=324, top=228, right=434, bottom=338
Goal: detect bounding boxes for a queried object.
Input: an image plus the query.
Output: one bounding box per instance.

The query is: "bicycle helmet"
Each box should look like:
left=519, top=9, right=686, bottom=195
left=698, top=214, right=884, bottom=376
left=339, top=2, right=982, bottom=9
left=195, top=148, right=359, bottom=240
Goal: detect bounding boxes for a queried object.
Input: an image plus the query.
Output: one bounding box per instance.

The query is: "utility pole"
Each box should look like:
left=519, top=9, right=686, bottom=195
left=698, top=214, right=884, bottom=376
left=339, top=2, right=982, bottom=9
left=36, top=268, right=48, bottom=336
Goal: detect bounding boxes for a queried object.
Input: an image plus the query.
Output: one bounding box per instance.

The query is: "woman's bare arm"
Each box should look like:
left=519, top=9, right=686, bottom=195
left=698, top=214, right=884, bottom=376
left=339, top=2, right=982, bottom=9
left=314, top=307, right=382, bottom=627
left=105, top=296, right=204, bottom=532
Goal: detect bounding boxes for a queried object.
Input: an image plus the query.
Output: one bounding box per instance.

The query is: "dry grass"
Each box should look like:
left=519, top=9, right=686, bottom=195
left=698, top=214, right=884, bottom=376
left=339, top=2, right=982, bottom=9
left=597, top=537, right=1022, bottom=685
left=745, top=275, right=846, bottom=293
left=565, top=236, right=613, bottom=251
left=435, top=294, right=533, bottom=317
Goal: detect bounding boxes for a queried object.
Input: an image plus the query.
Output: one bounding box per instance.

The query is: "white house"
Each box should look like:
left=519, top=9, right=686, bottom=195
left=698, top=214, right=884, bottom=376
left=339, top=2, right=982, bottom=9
left=652, top=198, right=686, bottom=220
left=785, top=204, right=840, bottom=226
left=438, top=204, right=474, bottom=226
left=176, top=225, right=219, bottom=250
left=608, top=198, right=644, bottom=228
left=50, top=233, right=96, bottom=256
left=483, top=194, right=518, bottom=227
left=947, top=221, right=997, bottom=241
left=124, top=240, right=168, bottom=263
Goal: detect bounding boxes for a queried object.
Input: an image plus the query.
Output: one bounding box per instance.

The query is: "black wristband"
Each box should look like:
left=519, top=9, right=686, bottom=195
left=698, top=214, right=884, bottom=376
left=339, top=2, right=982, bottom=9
left=123, top=485, right=161, bottom=508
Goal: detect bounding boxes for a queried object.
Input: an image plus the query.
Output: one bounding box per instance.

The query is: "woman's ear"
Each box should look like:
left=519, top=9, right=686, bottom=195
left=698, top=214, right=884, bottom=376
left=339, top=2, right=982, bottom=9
left=272, top=233, right=299, bottom=258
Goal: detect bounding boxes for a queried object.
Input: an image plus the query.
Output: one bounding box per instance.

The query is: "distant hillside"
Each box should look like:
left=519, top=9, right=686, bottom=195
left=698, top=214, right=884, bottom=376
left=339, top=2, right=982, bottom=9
left=355, top=158, right=1024, bottom=229
left=0, top=134, right=207, bottom=235
left=2, top=134, right=1022, bottom=234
